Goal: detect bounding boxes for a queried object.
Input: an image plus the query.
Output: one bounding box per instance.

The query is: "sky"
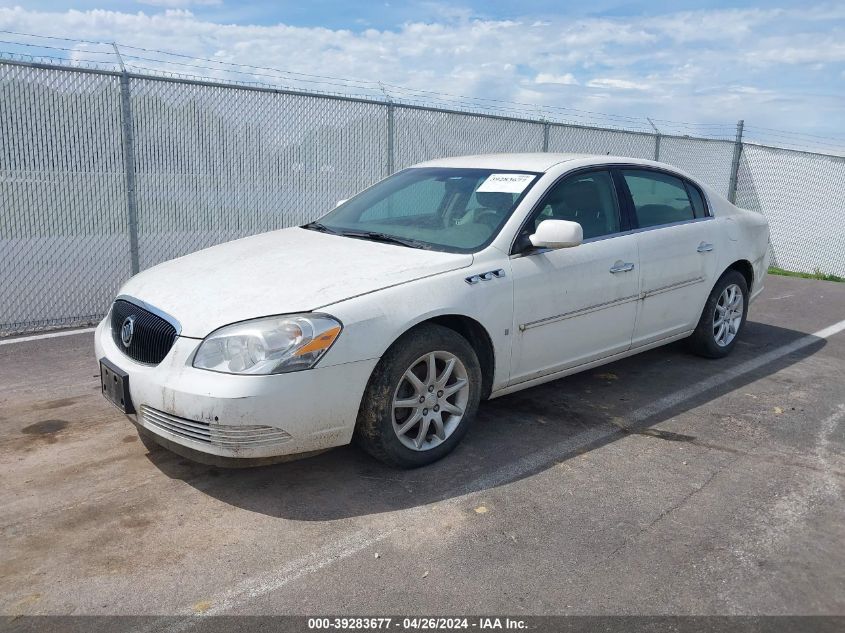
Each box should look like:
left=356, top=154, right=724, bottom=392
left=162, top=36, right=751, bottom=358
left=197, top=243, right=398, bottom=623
left=1, top=1, right=844, bottom=149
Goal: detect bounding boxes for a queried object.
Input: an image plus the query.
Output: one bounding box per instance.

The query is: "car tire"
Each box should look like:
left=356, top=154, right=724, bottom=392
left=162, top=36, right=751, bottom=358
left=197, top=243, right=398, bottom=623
left=354, top=323, right=482, bottom=468
left=689, top=270, right=749, bottom=359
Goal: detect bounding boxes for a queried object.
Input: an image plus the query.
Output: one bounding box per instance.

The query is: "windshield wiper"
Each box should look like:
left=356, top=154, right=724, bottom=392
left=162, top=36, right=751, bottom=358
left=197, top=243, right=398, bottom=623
left=303, top=223, right=425, bottom=249
left=301, top=221, right=340, bottom=234
left=338, top=230, right=426, bottom=249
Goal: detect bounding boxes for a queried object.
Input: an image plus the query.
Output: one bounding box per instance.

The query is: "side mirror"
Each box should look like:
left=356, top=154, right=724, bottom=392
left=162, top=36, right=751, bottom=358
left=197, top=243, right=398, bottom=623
left=335, top=199, right=348, bottom=208
left=529, top=219, right=583, bottom=249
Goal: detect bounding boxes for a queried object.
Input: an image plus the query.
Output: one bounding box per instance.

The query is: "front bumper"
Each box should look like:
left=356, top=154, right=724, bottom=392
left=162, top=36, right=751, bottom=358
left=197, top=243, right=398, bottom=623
left=94, top=318, right=378, bottom=459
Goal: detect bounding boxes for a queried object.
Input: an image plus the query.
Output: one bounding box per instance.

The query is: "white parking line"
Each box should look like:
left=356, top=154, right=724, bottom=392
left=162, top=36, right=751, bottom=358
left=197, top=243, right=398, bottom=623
left=148, top=529, right=396, bottom=632
left=166, top=316, right=845, bottom=621
left=627, top=317, right=845, bottom=424
left=0, top=327, right=96, bottom=345
left=205, top=528, right=397, bottom=616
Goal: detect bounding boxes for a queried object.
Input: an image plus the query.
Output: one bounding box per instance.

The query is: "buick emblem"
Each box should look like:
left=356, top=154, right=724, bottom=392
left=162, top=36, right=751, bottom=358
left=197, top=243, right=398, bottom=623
left=121, top=315, right=136, bottom=348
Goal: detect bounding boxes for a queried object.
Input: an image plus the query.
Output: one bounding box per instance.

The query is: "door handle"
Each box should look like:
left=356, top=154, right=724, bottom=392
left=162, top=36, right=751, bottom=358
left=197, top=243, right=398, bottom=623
left=697, top=242, right=714, bottom=253
left=609, top=261, right=635, bottom=273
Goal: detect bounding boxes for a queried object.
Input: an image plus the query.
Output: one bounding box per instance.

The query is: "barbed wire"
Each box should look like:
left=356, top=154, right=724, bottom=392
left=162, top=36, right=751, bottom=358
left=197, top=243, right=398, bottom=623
left=0, top=29, right=666, bottom=126
left=0, top=28, right=842, bottom=153
left=121, top=62, right=661, bottom=133
left=744, top=124, right=845, bottom=144
left=0, top=28, right=724, bottom=135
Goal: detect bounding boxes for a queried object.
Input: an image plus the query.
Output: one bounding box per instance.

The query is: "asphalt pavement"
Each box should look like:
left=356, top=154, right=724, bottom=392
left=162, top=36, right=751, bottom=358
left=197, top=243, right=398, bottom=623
left=1, top=274, right=843, bottom=619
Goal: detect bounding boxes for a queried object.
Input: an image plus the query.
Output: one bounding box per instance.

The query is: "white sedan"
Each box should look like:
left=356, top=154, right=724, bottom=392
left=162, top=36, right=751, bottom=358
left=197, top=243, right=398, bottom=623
left=95, top=153, right=770, bottom=467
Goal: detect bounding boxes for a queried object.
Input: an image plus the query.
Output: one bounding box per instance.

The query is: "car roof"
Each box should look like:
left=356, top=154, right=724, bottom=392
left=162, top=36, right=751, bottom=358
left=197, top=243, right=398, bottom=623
left=412, top=152, right=681, bottom=174
left=412, top=152, right=589, bottom=172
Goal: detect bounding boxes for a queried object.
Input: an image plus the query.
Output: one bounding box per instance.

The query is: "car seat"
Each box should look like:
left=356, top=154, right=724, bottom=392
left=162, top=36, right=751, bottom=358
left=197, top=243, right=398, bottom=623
left=474, top=191, right=516, bottom=229
left=546, top=179, right=611, bottom=239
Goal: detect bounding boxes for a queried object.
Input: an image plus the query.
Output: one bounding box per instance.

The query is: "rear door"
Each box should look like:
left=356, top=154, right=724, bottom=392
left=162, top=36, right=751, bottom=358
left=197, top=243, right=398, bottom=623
left=618, top=169, right=719, bottom=347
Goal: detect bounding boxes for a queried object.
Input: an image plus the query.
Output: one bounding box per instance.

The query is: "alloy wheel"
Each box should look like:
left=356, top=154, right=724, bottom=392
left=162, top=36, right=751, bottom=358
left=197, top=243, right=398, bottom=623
left=713, top=283, right=744, bottom=347
left=391, top=351, right=470, bottom=451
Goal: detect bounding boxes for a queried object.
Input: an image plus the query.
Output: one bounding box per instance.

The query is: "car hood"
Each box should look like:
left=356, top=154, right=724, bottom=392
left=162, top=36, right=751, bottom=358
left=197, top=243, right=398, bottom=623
left=119, top=227, right=473, bottom=338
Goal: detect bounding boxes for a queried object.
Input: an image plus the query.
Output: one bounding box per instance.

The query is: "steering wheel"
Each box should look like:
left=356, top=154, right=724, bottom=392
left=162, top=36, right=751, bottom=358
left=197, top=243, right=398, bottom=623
left=474, top=208, right=501, bottom=229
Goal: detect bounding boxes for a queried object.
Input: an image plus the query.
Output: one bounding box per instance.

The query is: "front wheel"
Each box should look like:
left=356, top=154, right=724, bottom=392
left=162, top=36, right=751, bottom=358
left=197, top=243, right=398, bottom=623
left=689, top=270, right=749, bottom=358
left=354, top=324, right=482, bottom=468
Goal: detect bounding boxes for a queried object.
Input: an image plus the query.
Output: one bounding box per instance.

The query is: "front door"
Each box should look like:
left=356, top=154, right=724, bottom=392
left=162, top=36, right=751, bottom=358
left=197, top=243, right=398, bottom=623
left=509, top=169, right=640, bottom=385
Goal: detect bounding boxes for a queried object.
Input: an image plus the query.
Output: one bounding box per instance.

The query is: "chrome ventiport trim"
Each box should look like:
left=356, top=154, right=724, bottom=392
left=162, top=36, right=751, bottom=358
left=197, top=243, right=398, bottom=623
left=465, top=269, right=506, bottom=285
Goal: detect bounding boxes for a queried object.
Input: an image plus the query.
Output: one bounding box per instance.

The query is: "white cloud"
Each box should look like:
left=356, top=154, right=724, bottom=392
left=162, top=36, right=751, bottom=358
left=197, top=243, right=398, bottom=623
left=746, top=36, right=845, bottom=65
left=586, top=78, right=650, bottom=91
left=137, top=0, right=222, bottom=6
left=534, top=72, right=578, bottom=86
left=0, top=4, right=842, bottom=138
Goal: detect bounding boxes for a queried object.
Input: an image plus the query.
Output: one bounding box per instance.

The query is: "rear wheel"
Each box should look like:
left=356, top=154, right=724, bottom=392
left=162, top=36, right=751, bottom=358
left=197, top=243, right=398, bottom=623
left=354, top=324, right=482, bottom=468
left=689, top=270, right=749, bottom=358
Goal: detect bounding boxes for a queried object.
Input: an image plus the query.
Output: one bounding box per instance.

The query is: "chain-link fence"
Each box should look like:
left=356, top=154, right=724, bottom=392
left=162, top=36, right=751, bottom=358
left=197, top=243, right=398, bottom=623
left=734, top=144, right=845, bottom=275
left=1, top=64, right=130, bottom=335
left=1, top=59, right=843, bottom=336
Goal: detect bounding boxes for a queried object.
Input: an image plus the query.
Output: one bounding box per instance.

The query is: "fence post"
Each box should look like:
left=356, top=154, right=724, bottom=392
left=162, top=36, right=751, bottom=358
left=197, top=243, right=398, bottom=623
left=647, top=117, right=661, bottom=161
left=379, top=82, right=395, bottom=176
left=542, top=121, right=550, bottom=152
left=386, top=101, right=395, bottom=175
left=113, top=43, right=140, bottom=275
left=728, top=119, right=745, bottom=204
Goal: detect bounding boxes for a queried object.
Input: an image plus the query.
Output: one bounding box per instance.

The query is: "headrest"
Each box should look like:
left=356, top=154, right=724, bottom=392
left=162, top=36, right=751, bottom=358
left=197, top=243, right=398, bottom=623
left=560, top=180, right=602, bottom=211
left=475, top=191, right=515, bottom=212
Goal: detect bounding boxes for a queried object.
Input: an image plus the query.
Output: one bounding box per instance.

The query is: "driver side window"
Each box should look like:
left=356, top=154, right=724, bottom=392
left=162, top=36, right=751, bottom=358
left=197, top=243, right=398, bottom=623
left=528, top=170, right=621, bottom=240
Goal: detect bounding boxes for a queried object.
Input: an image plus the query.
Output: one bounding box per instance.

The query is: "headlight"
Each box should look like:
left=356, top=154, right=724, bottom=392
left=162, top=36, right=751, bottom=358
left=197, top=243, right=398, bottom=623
left=193, top=314, right=342, bottom=375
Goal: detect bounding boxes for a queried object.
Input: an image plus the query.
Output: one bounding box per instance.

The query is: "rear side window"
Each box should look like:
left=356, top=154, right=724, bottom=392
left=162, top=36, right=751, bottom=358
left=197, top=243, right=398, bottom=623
left=622, top=170, right=695, bottom=228
left=686, top=183, right=708, bottom=218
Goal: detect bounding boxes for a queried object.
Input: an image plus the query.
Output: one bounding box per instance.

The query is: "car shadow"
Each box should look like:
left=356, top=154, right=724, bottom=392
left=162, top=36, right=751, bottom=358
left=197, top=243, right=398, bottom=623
left=142, top=320, right=825, bottom=521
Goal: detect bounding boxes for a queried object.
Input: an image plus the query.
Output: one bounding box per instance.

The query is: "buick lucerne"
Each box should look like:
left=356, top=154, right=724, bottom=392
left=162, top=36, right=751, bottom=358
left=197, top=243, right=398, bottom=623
left=95, top=153, right=770, bottom=467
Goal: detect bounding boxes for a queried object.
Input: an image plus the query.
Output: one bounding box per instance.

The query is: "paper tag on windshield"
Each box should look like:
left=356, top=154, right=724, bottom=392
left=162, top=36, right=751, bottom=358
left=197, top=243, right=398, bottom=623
left=476, top=173, right=535, bottom=194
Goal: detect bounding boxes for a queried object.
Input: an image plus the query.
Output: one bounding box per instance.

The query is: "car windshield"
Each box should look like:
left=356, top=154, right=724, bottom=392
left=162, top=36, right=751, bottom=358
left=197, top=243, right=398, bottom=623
left=305, top=167, right=541, bottom=252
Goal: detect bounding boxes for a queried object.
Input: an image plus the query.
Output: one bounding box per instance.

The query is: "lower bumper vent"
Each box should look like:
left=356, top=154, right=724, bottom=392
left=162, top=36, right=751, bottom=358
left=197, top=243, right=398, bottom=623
left=140, top=406, right=292, bottom=449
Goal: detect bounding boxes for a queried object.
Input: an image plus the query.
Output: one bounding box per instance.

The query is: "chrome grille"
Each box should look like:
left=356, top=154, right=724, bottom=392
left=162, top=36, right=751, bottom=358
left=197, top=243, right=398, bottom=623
left=110, top=299, right=177, bottom=365
left=140, top=406, right=292, bottom=449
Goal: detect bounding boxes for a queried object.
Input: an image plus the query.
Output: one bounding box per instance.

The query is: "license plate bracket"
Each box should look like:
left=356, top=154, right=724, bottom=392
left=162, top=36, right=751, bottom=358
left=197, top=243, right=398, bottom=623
left=99, top=358, right=135, bottom=414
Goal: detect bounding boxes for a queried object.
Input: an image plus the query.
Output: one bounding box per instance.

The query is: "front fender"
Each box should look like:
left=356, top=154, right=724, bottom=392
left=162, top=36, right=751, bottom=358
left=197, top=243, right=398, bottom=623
left=318, top=257, right=513, bottom=391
